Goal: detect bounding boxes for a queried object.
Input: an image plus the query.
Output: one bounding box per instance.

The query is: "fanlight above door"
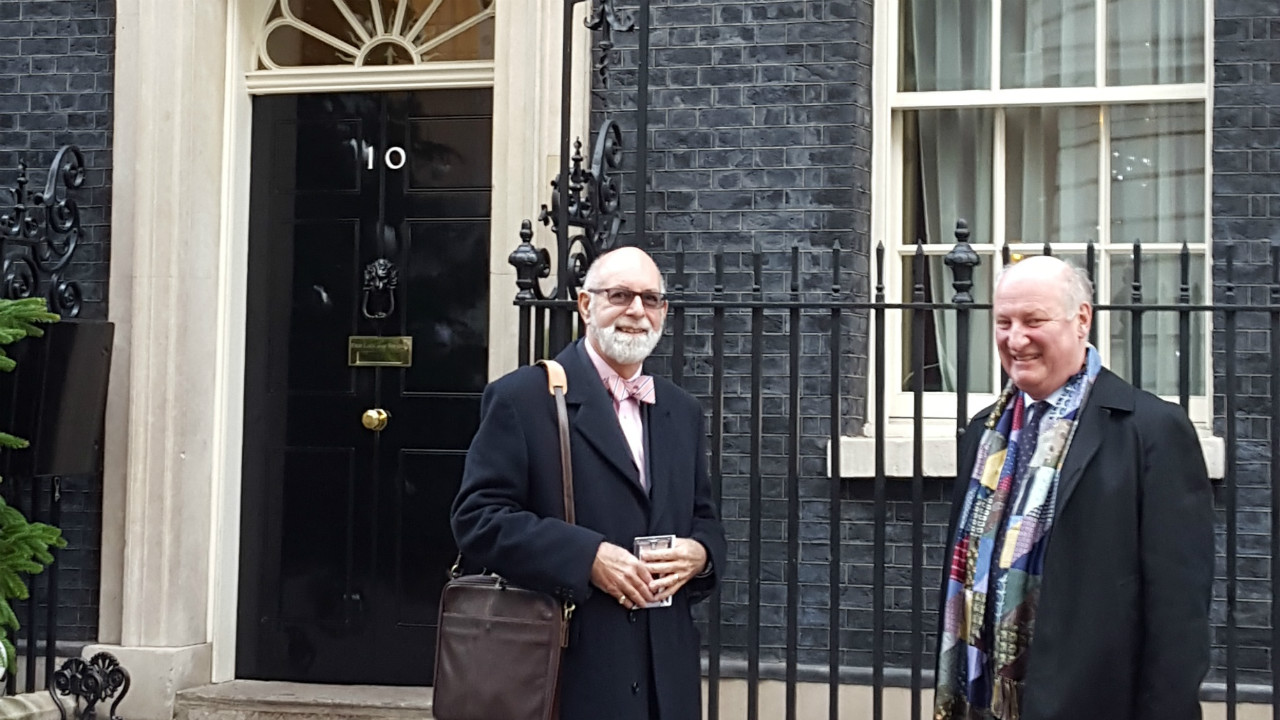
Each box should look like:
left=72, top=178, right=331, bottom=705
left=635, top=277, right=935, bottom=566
left=258, top=0, right=496, bottom=69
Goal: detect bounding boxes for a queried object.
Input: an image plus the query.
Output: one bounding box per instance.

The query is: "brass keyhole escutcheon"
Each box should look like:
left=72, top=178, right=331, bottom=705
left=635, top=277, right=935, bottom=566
left=362, top=408, right=390, bottom=432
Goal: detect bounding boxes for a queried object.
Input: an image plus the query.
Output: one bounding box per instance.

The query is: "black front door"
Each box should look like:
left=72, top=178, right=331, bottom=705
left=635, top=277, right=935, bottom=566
left=238, top=90, right=491, bottom=685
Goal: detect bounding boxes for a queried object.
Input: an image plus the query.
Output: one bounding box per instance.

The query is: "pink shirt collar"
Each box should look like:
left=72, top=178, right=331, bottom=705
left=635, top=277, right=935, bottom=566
left=584, top=339, right=644, bottom=387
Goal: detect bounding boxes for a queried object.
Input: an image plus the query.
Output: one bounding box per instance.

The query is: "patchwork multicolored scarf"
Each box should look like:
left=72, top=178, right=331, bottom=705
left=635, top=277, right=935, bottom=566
left=934, top=346, right=1102, bottom=720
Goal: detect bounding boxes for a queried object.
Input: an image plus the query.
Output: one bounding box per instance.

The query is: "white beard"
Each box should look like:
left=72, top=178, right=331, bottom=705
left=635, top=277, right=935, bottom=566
left=586, top=300, right=663, bottom=365
left=592, top=322, right=662, bottom=365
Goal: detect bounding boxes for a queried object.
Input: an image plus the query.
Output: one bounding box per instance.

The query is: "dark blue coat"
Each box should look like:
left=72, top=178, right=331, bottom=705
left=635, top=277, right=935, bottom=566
left=452, top=340, right=727, bottom=720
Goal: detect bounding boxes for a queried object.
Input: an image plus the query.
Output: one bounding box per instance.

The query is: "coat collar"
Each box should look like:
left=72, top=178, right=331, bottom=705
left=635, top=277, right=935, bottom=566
left=1054, top=367, right=1133, bottom=516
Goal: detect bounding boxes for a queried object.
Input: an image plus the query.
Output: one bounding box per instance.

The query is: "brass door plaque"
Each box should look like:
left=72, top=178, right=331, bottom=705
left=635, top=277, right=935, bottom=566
left=348, top=336, right=413, bottom=367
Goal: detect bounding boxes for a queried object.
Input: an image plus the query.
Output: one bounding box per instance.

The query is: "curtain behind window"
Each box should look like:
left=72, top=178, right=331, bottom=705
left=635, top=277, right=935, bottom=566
left=903, top=0, right=1203, bottom=396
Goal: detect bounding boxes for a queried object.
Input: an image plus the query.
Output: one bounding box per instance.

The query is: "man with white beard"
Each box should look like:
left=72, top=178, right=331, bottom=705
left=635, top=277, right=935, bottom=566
left=452, top=247, right=726, bottom=720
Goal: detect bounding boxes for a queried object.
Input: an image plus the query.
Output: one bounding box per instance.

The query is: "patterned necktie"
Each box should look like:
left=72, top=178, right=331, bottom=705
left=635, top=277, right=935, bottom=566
left=1014, top=401, right=1048, bottom=482
left=609, top=375, right=655, bottom=406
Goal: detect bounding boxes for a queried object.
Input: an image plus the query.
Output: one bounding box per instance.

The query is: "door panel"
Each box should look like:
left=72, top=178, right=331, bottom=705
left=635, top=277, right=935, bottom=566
left=402, top=220, right=490, bottom=393
left=388, top=450, right=467, bottom=622
left=239, top=89, right=491, bottom=685
left=286, top=220, right=361, bottom=394
left=405, top=117, right=493, bottom=190
left=294, top=119, right=363, bottom=192
left=364, top=450, right=466, bottom=685
left=277, top=447, right=357, bottom=627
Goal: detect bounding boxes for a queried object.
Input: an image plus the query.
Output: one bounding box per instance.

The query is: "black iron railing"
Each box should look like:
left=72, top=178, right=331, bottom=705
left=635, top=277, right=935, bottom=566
left=510, top=225, right=1277, bottom=718
left=520, top=1, right=1272, bottom=716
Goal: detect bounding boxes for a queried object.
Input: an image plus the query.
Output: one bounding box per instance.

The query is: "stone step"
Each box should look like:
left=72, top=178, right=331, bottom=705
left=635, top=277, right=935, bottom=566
left=174, top=680, right=434, bottom=720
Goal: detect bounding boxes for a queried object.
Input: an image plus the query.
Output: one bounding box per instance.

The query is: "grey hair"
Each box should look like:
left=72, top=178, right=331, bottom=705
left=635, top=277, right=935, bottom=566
left=581, top=258, right=605, bottom=293
left=1063, top=263, right=1094, bottom=314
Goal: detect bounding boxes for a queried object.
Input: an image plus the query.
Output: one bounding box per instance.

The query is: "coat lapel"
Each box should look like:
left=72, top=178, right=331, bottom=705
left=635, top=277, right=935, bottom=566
left=644, top=395, right=675, bottom=530
left=1054, top=369, right=1132, bottom=516
left=556, top=342, right=644, bottom=491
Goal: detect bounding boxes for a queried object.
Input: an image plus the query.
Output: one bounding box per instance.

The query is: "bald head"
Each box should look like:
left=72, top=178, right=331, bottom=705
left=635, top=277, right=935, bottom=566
left=996, top=255, right=1093, bottom=320
left=582, top=247, right=665, bottom=295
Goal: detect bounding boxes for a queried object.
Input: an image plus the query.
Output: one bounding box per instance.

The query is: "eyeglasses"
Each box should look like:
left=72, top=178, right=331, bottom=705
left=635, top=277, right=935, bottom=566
left=586, top=287, right=667, bottom=310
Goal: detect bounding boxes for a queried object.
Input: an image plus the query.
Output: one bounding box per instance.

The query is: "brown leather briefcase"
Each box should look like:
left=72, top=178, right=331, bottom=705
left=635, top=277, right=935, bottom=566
left=432, top=360, right=575, bottom=720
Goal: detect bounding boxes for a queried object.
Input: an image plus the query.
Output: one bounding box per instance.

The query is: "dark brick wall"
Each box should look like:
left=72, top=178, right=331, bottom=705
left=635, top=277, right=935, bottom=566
left=592, top=0, right=880, bottom=670
left=1211, top=2, right=1280, bottom=687
left=0, top=0, right=114, bottom=647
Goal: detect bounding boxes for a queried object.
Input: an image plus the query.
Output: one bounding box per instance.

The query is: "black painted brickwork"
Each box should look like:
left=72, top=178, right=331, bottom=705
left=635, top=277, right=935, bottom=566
left=0, top=0, right=115, bottom=646
left=1210, top=2, right=1280, bottom=687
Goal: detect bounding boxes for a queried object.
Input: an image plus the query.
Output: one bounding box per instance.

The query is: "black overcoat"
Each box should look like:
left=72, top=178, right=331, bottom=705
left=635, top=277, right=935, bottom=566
left=452, top=340, right=727, bottom=720
left=942, top=368, right=1214, bottom=720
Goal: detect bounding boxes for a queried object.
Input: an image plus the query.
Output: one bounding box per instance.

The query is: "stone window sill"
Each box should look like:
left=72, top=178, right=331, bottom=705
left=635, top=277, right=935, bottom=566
left=836, top=425, right=1225, bottom=480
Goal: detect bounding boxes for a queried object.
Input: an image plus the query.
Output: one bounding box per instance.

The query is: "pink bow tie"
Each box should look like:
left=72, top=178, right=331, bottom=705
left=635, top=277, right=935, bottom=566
left=609, top=375, right=655, bottom=405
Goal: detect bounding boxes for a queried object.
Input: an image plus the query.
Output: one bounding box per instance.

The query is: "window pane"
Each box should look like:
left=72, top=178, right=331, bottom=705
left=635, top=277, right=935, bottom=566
left=1005, top=106, right=1100, bottom=245
left=408, top=0, right=497, bottom=62
left=902, top=109, right=994, bottom=248
left=1108, top=253, right=1205, bottom=395
left=1107, top=0, right=1204, bottom=85
left=1109, top=104, right=1204, bottom=245
left=901, top=255, right=995, bottom=393
left=1001, top=0, right=1095, bottom=88
left=900, top=0, right=991, bottom=91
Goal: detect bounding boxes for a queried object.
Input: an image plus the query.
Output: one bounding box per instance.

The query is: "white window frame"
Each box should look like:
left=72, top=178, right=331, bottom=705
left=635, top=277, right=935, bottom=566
left=868, top=0, right=1215, bottom=434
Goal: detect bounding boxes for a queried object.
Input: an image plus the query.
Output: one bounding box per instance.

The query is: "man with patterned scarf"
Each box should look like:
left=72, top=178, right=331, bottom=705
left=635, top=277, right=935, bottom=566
left=933, top=256, right=1214, bottom=720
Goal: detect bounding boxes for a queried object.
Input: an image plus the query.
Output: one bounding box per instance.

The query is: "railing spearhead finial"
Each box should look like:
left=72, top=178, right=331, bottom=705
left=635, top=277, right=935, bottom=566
left=944, top=218, right=980, bottom=304
left=510, top=219, right=550, bottom=301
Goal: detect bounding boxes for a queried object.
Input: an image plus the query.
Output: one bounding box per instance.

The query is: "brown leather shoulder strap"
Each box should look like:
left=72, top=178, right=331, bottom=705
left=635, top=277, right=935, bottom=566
left=536, top=360, right=574, bottom=526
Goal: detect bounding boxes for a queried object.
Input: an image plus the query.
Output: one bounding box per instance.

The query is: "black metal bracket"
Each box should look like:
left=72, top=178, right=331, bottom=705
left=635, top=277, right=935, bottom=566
left=0, top=145, right=87, bottom=317
left=49, top=652, right=130, bottom=720
left=585, top=0, right=636, bottom=86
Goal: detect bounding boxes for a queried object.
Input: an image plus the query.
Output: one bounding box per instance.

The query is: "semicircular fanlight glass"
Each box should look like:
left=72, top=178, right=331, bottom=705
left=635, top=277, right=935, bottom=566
left=258, top=0, right=496, bottom=69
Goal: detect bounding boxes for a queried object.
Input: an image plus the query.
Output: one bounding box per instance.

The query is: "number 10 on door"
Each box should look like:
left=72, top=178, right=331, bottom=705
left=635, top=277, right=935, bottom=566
left=365, top=146, right=406, bottom=171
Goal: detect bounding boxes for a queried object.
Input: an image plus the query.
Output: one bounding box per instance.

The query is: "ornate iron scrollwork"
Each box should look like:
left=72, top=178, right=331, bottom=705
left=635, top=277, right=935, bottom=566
left=49, top=652, right=131, bottom=720
left=361, top=258, right=398, bottom=319
left=536, top=120, right=625, bottom=297
left=0, top=145, right=87, bottom=317
left=585, top=0, right=636, bottom=86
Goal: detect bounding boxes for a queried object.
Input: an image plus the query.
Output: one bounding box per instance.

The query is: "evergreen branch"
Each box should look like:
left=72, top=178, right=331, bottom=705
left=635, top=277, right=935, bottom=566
left=0, top=431, right=27, bottom=450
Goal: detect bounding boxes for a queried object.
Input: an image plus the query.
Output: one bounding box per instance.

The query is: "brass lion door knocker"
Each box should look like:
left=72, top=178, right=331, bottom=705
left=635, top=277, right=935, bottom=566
left=362, top=258, right=398, bottom=320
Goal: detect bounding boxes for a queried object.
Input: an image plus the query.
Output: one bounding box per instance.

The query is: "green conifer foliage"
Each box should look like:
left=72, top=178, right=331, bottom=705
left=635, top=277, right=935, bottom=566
left=0, top=297, right=66, bottom=675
